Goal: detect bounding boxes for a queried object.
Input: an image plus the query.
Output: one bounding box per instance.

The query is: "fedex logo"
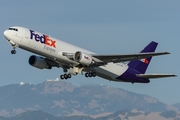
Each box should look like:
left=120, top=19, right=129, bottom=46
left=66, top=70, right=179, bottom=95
left=84, top=56, right=90, bottom=60
left=30, top=30, right=56, bottom=48
left=141, top=58, right=149, bottom=64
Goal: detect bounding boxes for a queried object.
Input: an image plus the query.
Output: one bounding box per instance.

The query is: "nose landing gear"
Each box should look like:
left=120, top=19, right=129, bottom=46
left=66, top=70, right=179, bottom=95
left=10, top=44, right=17, bottom=54
left=11, top=50, right=16, bottom=54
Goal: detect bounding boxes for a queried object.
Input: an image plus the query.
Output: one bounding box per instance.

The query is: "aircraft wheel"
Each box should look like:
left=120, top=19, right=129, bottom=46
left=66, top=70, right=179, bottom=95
left=85, top=73, right=89, bottom=77
left=68, top=74, right=71, bottom=78
left=92, top=72, right=96, bottom=77
left=88, top=73, right=92, bottom=77
left=64, top=74, right=68, bottom=79
left=60, top=75, right=64, bottom=80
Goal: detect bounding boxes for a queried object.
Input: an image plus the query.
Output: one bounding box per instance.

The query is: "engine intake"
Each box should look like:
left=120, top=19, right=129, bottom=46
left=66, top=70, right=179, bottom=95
left=29, top=55, right=51, bottom=69
left=74, top=51, right=92, bottom=66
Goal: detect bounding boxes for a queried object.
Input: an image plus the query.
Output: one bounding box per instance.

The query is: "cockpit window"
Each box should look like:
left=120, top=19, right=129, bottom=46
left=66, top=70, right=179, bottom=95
left=8, top=28, right=18, bottom=31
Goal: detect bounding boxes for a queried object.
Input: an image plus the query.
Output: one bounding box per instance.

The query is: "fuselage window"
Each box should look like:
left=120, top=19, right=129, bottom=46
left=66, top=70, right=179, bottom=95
left=8, top=28, right=18, bottom=31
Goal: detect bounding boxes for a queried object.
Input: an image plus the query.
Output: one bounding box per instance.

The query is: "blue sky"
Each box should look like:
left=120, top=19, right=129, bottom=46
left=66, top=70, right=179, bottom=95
left=0, top=0, right=179, bottom=104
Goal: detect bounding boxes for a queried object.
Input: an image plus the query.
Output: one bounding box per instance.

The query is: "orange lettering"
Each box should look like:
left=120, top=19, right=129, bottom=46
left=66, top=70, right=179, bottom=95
left=50, top=40, right=56, bottom=48
left=45, top=35, right=50, bottom=46
left=44, top=35, right=56, bottom=48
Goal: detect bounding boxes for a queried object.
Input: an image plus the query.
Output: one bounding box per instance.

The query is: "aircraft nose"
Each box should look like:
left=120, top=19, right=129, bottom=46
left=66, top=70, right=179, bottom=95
left=4, top=30, right=10, bottom=40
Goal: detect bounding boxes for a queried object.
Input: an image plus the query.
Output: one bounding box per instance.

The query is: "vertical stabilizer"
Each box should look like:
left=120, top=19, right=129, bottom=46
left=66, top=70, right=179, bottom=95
left=128, top=41, right=158, bottom=74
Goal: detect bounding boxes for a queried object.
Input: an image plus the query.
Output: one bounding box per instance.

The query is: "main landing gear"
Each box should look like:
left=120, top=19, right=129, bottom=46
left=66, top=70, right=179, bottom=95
left=59, top=67, right=97, bottom=80
left=85, top=72, right=96, bottom=77
left=60, top=74, right=71, bottom=80
left=60, top=67, right=72, bottom=80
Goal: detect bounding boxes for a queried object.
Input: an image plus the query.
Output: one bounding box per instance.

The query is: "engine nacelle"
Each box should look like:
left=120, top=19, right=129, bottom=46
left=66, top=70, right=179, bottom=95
left=74, top=51, right=92, bottom=66
left=28, top=55, right=52, bottom=69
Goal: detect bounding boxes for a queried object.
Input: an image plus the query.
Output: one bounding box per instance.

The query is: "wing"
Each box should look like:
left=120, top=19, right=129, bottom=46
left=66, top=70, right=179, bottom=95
left=62, top=51, right=170, bottom=66
left=92, top=52, right=170, bottom=63
left=136, top=74, right=177, bottom=79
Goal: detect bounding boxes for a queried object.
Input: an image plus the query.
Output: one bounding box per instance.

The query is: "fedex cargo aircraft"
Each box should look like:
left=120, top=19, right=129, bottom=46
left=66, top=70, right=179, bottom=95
left=3, top=26, right=176, bottom=83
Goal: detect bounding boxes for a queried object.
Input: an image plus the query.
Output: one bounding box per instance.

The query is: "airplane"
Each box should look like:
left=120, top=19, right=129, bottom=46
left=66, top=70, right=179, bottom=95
left=3, top=26, right=176, bottom=84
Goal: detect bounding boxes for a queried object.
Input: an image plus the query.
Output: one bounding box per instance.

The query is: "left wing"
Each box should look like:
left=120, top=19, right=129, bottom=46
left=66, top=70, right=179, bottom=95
left=136, top=74, right=177, bottom=79
left=92, top=52, right=170, bottom=63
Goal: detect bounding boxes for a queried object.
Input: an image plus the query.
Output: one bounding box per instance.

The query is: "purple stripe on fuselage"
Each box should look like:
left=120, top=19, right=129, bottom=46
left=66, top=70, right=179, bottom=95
left=116, top=67, right=150, bottom=83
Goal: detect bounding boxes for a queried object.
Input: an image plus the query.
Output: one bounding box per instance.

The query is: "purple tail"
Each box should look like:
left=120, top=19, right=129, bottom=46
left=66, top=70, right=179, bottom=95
left=128, top=41, right=158, bottom=74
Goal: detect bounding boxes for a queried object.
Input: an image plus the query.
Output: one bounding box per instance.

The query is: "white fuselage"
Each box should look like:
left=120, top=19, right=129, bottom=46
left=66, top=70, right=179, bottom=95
left=4, top=26, right=128, bottom=81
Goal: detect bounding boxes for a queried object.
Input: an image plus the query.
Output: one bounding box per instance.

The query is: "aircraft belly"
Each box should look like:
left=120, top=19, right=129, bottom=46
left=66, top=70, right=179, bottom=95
left=95, top=63, right=128, bottom=80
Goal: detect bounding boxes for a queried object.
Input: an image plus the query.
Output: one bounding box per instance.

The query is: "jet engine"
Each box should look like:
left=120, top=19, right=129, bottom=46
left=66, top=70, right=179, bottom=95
left=28, top=55, right=52, bottom=69
left=74, top=51, right=92, bottom=66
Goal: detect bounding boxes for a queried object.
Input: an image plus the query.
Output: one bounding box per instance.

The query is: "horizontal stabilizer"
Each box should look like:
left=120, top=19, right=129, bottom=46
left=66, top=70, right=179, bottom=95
left=136, top=74, right=177, bottom=79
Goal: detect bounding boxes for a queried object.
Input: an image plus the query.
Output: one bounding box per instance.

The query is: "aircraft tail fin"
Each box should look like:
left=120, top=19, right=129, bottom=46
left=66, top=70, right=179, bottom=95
left=128, top=41, right=158, bottom=74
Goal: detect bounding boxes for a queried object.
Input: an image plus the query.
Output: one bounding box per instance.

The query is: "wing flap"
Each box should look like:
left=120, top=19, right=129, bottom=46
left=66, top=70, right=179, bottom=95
left=136, top=74, right=177, bottom=79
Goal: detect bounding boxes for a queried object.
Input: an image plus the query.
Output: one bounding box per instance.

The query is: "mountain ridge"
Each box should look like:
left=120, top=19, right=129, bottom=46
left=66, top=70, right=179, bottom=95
left=1, top=109, right=180, bottom=120
left=0, top=80, right=177, bottom=117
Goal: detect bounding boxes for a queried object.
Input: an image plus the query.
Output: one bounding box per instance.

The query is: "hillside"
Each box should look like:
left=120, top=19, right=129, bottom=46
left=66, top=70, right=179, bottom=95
left=173, top=103, right=180, bottom=111
left=0, top=81, right=177, bottom=117
left=1, top=110, right=180, bottom=120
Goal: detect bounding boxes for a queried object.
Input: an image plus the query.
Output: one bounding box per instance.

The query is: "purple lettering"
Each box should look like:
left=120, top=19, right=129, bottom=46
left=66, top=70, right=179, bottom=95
left=40, top=35, right=46, bottom=44
left=30, top=29, right=46, bottom=43
left=35, top=34, right=40, bottom=42
left=30, top=30, right=35, bottom=39
left=29, top=29, right=56, bottom=48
